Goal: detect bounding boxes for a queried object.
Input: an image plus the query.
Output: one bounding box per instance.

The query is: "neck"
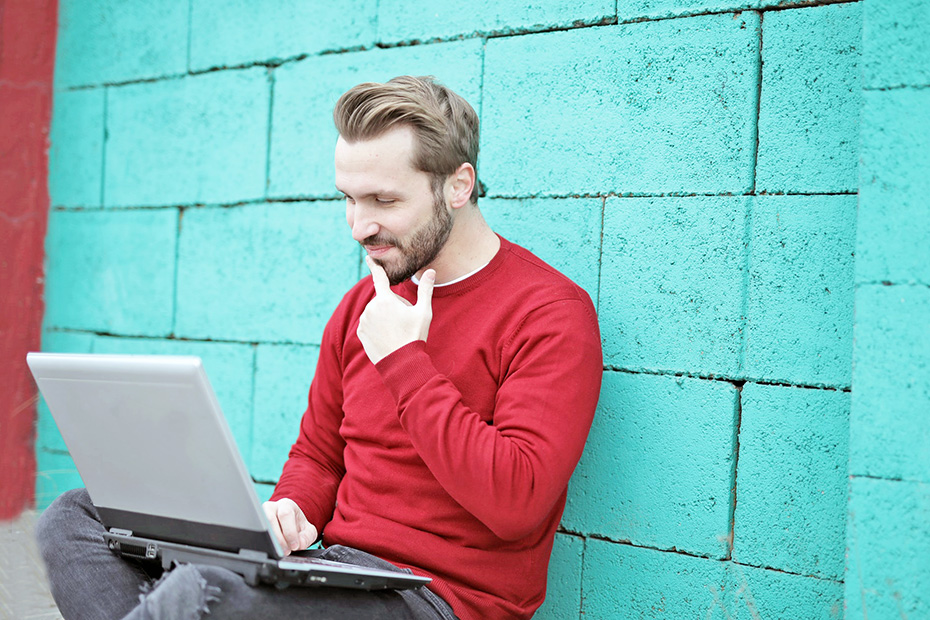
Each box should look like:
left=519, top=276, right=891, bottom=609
left=418, top=205, right=500, bottom=285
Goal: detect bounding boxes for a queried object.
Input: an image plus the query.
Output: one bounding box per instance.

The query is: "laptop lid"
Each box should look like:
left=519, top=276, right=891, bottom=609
left=26, top=352, right=285, bottom=560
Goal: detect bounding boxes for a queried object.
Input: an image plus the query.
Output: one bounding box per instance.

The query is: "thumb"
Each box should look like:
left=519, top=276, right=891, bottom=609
left=417, top=269, right=436, bottom=309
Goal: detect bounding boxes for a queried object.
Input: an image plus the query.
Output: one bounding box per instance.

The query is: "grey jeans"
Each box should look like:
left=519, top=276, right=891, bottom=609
left=36, top=489, right=459, bottom=620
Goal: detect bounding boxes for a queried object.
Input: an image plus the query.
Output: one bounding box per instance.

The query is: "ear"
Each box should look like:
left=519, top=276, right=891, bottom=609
left=448, top=163, right=476, bottom=210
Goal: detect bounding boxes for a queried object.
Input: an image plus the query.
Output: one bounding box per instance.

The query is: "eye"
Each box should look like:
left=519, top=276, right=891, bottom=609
left=376, top=198, right=395, bottom=205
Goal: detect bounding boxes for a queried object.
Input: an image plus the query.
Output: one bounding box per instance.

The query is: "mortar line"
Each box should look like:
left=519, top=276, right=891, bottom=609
left=171, top=208, right=182, bottom=337
left=100, top=88, right=108, bottom=206
left=750, top=11, right=763, bottom=195
left=577, top=536, right=588, bottom=619
left=604, top=366, right=850, bottom=392
left=596, top=196, right=606, bottom=313
left=186, top=0, right=193, bottom=73
left=850, top=472, right=928, bottom=485
left=726, top=382, right=744, bottom=561
left=264, top=69, right=275, bottom=198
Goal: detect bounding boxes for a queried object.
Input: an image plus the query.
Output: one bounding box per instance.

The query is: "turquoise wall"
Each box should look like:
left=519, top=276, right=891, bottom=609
left=37, top=0, right=927, bottom=617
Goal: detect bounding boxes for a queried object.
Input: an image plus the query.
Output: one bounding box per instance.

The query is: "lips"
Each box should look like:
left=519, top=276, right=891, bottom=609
left=365, top=245, right=393, bottom=258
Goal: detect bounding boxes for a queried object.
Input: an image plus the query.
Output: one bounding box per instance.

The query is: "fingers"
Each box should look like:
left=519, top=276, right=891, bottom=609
left=417, top=269, right=435, bottom=309
left=263, top=499, right=316, bottom=556
left=365, top=255, right=392, bottom=295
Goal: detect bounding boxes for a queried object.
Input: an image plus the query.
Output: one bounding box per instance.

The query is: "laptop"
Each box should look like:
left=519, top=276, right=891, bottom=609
left=26, top=352, right=430, bottom=591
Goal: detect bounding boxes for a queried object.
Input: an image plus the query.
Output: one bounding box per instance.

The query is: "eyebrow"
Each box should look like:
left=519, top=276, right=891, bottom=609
left=335, top=187, right=399, bottom=199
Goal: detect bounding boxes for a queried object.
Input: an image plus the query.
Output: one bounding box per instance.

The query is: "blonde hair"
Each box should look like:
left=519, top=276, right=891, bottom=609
left=333, top=76, right=480, bottom=203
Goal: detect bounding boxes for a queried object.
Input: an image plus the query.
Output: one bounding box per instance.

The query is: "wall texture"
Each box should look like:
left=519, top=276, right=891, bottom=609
left=34, top=0, right=927, bottom=617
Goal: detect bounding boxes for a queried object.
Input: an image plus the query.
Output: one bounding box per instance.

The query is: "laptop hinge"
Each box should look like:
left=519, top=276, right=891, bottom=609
left=109, top=528, right=133, bottom=537
left=238, top=548, right=269, bottom=561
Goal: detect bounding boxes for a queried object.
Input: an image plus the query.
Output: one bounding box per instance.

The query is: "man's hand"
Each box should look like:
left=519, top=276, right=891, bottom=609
left=262, top=498, right=318, bottom=555
left=357, top=255, right=435, bottom=365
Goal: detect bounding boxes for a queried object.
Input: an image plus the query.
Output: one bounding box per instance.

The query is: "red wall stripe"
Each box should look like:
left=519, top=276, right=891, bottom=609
left=0, top=0, right=58, bottom=519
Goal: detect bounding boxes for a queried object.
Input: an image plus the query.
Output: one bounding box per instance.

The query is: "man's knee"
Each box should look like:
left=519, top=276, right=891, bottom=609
left=35, top=488, right=95, bottom=555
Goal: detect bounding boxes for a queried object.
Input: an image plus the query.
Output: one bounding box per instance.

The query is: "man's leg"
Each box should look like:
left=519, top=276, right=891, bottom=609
left=36, top=488, right=156, bottom=620
left=120, top=547, right=459, bottom=620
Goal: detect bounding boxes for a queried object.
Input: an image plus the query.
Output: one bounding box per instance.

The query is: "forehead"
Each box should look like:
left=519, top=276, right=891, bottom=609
left=334, top=126, right=427, bottom=195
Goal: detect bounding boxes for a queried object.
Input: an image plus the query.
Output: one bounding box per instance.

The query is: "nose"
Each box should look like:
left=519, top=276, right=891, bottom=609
left=348, top=202, right=379, bottom=243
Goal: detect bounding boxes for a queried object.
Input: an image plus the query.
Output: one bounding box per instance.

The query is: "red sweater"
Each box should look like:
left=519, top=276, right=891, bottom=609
left=272, top=237, right=603, bottom=620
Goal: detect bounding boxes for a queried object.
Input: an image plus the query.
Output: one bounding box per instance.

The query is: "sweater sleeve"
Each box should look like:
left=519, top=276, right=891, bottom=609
left=269, top=313, right=348, bottom=532
left=375, top=297, right=603, bottom=542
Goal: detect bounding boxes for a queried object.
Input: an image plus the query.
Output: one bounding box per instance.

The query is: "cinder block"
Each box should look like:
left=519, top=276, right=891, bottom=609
left=251, top=343, right=320, bottom=482
left=54, top=0, right=188, bottom=88
left=724, top=563, right=843, bottom=620
left=564, top=372, right=737, bottom=559
left=581, top=539, right=728, bottom=618
left=481, top=198, right=602, bottom=306
left=857, top=89, right=930, bottom=285
left=92, top=336, right=256, bottom=467
left=268, top=40, right=483, bottom=199
left=35, top=449, right=83, bottom=511
left=617, top=0, right=755, bottom=20
left=600, top=196, right=747, bottom=376
left=746, top=196, right=855, bottom=387
left=533, top=534, right=584, bottom=620
left=105, top=69, right=269, bottom=207
left=846, top=477, right=930, bottom=619
left=190, top=0, right=377, bottom=71
left=863, top=0, right=930, bottom=89
left=48, top=88, right=105, bottom=207
left=732, top=383, right=849, bottom=580
left=43, top=209, right=177, bottom=336
left=756, top=2, right=862, bottom=193
left=482, top=13, right=759, bottom=196
left=253, top=482, right=276, bottom=504
left=35, top=330, right=95, bottom=454
left=850, top=284, right=930, bottom=481
left=378, top=0, right=613, bottom=43
left=175, top=202, right=359, bottom=343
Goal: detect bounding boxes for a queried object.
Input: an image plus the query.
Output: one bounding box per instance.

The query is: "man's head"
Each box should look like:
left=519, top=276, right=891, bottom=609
left=334, top=75, right=480, bottom=204
left=333, top=77, right=480, bottom=285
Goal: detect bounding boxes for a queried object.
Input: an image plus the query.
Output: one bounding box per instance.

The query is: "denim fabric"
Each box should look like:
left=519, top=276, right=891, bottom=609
left=37, top=489, right=458, bottom=620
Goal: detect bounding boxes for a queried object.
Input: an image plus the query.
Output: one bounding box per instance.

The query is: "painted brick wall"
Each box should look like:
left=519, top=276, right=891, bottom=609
left=37, top=1, right=896, bottom=617
left=845, top=0, right=930, bottom=617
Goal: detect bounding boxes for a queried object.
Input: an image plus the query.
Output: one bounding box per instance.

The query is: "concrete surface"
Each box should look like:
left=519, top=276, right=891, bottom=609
left=0, top=511, right=63, bottom=620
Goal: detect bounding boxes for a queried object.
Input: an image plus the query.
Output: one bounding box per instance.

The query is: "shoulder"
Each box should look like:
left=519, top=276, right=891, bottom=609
left=497, top=238, right=594, bottom=311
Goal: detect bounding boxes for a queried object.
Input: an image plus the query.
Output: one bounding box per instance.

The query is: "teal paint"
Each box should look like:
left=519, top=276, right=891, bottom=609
left=481, top=13, right=759, bottom=196
left=746, top=195, right=856, bottom=387
left=564, top=372, right=737, bottom=559
left=723, top=563, right=843, bottom=620
left=732, top=383, right=849, bottom=580
left=251, top=343, right=321, bottom=482
left=34, top=449, right=85, bottom=512
left=268, top=39, right=483, bottom=199
left=54, top=0, right=189, bottom=88
left=755, top=2, right=862, bottom=193
left=533, top=534, right=584, bottom=620
left=43, top=209, right=177, bottom=336
left=377, top=0, right=614, bottom=43
left=481, top=198, right=603, bottom=307
left=856, top=89, right=930, bottom=285
left=48, top=89, right=105, bottom=207
left=862, top=0, right=930, bottom=89
left=600, top=196, right=747, bottom=375
left=175, top=201, right=359, bottom=343
left=850, top=285, right=930, bottom=482
left=845, top=477, right=930, bottom=618
left=91, top=336, right=256, bottom=469
left=581, top=539, right=729, bottom=618
left=105, top=69, right=270, bottom=207
left=189, top=0, right=378, bottom=72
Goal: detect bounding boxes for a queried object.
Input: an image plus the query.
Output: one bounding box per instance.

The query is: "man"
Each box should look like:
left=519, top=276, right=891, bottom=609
left=37, top=76, right=602, bottom=620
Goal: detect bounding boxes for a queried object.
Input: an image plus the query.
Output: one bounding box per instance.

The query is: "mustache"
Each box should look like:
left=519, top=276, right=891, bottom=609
left=361, top=233, right=400, bottom=248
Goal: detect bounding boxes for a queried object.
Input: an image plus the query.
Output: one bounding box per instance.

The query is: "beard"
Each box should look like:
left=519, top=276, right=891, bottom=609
left=363, top=187, right=454, bottom=286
